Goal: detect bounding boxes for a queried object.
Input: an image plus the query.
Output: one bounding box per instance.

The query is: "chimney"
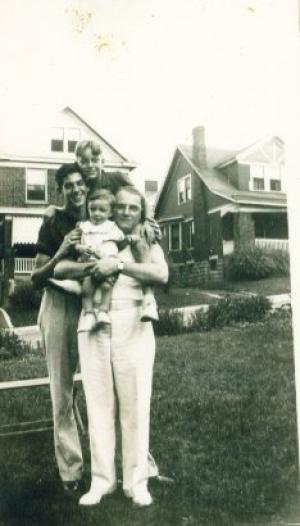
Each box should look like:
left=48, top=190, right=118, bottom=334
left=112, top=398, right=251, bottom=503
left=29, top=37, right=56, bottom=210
left=192, top=126, right=207, bottom=169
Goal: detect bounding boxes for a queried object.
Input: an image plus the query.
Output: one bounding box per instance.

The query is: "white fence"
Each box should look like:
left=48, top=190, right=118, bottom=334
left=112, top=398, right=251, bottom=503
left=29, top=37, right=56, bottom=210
left=255, top=238, right=289, bottom=252
left=14, top=258, right=36, bottom=274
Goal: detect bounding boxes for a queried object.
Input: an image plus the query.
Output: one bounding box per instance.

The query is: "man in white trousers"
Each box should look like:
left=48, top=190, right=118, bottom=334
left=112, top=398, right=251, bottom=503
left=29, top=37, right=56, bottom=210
left=55, top=186, right=168, bottom=507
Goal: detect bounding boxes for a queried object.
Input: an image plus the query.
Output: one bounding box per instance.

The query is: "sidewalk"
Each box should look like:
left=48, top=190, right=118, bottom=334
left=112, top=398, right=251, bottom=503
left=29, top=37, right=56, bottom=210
left=10, top=292, right=291, bottom=345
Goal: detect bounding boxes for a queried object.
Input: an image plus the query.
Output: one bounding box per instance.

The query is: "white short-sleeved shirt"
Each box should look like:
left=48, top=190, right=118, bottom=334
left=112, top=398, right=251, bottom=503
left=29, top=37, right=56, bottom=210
left=111, top=243, right=168, bottom=301
left=78, top=220, right=124, bottom=252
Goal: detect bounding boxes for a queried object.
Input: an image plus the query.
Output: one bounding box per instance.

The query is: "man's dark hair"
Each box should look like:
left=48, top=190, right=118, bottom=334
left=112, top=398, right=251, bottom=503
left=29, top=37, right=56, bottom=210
left=55, top=163, right=84, bottom=192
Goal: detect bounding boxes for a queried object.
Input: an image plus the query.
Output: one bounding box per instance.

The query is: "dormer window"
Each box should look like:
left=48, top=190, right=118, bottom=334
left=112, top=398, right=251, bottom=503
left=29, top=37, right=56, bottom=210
left=177, top=174, right=192, bottom=204
left=51, top=127, right=64, bottom=152
left=250, top=163, right=283, bottom=192
left=270, top=179, right=281, bottom=191
left=50, top=126, right=81, bottom=153
left=253, top=177, right=265, bottom=191
left=67, top=128, right=81, bottom=153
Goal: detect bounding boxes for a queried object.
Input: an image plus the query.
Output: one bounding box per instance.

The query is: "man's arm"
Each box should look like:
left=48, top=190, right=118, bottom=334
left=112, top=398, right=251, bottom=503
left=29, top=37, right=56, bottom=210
left=31, top=228, right=82, bottom=287
left=90, top=244, right=168, bottom=285
left=54, top=259, right=95, bottom=280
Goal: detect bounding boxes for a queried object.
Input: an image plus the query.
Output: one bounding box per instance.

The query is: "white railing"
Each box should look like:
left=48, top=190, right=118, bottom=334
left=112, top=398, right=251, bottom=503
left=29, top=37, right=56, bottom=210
left=255, top=238, right=289, bottom=252
left=14, top=258, right=36, bottom=274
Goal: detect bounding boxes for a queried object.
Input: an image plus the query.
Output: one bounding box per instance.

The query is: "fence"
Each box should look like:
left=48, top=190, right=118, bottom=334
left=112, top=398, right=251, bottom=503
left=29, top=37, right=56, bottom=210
left=255, top=238, right=289, bottom=252
left=14, top=258, right=36, bottom=274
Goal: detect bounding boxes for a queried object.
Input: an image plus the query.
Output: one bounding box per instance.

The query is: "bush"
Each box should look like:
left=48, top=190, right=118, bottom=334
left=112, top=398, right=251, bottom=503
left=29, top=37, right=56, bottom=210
left=207, top=294, right=271, bottom=328
left=154, top=309, right=186, bottom=336
left=155, top=295, right=271, bottom=335
left=8, top=281, right=42, bottom=310
left=0, top=329, right=30, bottom=360
left=269, top=249, right=290, bottom=276
left=228, top=246, right=277, bottom=280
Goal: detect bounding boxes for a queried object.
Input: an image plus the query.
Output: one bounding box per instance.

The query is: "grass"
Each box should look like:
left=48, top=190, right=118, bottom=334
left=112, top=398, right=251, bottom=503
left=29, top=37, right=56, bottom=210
left=0, top=311, right=297, bottom=525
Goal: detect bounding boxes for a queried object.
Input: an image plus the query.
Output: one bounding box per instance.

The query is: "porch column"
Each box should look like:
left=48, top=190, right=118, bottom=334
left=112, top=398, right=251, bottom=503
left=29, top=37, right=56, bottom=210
left=233, top=212, right=255, bottom=250
left=1, top=216, right=14, bottom=306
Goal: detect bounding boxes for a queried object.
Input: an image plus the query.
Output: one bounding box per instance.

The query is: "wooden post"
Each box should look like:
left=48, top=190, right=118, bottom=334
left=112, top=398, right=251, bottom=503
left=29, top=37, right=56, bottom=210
left=1, top=215, right=14, bottom=306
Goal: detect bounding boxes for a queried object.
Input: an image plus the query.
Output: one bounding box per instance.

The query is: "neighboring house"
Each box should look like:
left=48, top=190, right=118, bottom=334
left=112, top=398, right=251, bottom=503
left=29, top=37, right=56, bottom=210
left=155, top=127, right=288, bottom=267
left=0, top=106, right=136, bottom=285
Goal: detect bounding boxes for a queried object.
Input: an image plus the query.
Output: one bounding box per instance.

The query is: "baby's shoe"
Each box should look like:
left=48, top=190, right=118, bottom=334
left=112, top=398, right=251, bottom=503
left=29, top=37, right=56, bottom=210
left=92, top=310, right=111, bottom=331
left=141, top=299, right=159, bottom=322
left=78, top=311, right=96, bottom=333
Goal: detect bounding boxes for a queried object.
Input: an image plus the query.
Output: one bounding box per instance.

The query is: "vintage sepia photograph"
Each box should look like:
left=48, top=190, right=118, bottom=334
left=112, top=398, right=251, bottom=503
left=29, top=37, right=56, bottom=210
left=0, top=1, right=299, bottom=525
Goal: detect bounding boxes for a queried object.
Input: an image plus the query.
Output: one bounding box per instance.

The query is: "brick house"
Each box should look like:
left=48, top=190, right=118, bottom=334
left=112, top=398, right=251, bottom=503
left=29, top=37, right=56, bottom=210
left=0, top=106, right=136, bottom=288
left=155, top=127, right=287, bottom=283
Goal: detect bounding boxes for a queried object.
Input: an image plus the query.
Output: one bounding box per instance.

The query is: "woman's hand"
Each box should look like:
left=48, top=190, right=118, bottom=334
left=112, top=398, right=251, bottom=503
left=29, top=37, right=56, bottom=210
left=90, top=257, right=119, bottom=281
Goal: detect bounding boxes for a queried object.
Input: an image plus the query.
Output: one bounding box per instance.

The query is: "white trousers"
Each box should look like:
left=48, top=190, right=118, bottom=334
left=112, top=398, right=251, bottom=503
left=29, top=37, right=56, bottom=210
left=78, top=300, right=156, bottom=493
left=39, top=287, right=83, bottom=481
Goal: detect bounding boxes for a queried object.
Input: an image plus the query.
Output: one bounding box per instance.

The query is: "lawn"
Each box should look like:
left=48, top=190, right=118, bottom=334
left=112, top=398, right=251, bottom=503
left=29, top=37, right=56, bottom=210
left=0, top=311, right=297, bottom=525
left=203, top=276, right=291, bottom=296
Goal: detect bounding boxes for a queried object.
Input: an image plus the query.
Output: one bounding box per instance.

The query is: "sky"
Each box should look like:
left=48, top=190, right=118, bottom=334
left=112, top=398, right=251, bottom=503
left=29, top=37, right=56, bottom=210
left=0, top=0, right=298, bottom=188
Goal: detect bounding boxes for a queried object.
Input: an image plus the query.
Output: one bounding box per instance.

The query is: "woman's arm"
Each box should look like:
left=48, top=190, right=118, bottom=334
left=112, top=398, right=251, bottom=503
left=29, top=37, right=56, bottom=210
left=90, top=244, right=168, bottom=285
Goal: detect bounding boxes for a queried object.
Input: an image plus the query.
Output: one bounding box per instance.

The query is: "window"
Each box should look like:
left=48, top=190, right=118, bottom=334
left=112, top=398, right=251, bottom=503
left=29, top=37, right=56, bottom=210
left=250, top=163, right=283, bottom=192
left=270, top=179, right=281, bottom=191
left=177, top=174, right=192, bottom=204
left=169, top=223, right=181, bottom=251
left=160, top=225, right=167, bottom=237
left=67, top=128, right=81, bottom=153
left=185, top=220, right=195, bottom=248
left=26, top=169, right=47, bottom=203
left=51, top=127, right=64, bottom=152
left=253, top=177, right=265, bottom=191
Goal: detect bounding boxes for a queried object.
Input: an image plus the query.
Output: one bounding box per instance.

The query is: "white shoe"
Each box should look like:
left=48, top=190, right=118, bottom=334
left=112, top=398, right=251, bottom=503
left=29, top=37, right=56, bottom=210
left=79, top=479, right=116, bottom=506
left=125, top=483, right=153, bottom=507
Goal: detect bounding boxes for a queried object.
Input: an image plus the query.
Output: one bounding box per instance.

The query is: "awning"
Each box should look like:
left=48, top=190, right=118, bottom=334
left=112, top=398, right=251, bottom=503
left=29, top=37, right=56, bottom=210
left=12, top=216, right=43, bottom=245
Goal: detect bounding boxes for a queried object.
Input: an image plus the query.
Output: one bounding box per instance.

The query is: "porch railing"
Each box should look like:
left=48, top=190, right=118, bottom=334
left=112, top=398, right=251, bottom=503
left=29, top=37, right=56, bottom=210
left=14, top=258, right=36, bottom=274
left=255, top=238, right=289, bottom=252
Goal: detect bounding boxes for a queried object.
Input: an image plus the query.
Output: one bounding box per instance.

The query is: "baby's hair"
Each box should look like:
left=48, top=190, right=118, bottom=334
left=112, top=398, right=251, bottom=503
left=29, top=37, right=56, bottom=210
left=87, top=188, right=115, bottom=208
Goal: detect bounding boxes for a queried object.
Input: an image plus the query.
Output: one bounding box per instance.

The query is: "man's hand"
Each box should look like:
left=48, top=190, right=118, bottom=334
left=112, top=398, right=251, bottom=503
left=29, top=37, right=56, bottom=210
left=55, top=227, right=82, bottom=261
left=90, top=257, right=119, bottom=281
left=140, top=219, right=162, bottom=245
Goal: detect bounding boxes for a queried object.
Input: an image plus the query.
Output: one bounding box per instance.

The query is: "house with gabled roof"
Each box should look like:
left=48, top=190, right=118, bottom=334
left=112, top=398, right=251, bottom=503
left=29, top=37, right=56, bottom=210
left=0, top=106, right=136, bottom=288
left=155, top=127, right=288, bottom=272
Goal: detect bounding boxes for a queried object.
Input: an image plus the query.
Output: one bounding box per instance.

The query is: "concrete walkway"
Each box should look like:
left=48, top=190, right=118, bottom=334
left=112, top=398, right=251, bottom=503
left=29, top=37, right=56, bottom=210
left=10, top=292, right=291, bottom=345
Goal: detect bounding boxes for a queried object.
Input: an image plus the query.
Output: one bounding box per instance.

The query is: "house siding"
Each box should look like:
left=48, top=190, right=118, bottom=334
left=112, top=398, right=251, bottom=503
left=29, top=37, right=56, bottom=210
left=156, top=156, right=194, bottom=220
left=0, top=166, right=62, bottom=208
left=220, top=161, right=250, bottom=191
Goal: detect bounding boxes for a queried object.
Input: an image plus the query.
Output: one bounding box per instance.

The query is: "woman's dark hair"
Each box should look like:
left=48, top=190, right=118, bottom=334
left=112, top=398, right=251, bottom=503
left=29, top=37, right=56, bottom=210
left=115, top=185, right=146, bottom=223
left=55, top=163, right=84, bottom=192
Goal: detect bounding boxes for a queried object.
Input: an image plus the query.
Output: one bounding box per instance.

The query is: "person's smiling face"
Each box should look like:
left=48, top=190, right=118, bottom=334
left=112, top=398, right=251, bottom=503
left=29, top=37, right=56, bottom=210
left=76, top=146, right=103, bottom=180
left=62, top=172, right=87, bottom=211
left=114, top=189, right=142, bottom=234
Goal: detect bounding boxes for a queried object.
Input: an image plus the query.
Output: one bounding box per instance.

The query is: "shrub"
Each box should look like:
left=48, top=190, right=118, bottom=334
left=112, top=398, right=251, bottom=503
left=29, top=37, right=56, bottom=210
left=228, top=246, right=277, bottom=280
left=207, top=294, right=271, bottom=328
left=154, top=309, right=186, bottom=336
left=269, top=249, right=290, bottom=276
left=8, top=281, right=42, bottom=310
left=0, top=329, right=30, bottom=360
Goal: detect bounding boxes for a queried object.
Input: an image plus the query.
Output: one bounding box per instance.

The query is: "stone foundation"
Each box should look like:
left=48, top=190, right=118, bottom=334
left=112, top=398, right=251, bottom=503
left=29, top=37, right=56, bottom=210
left=170, top=259, right=224, bottom=287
